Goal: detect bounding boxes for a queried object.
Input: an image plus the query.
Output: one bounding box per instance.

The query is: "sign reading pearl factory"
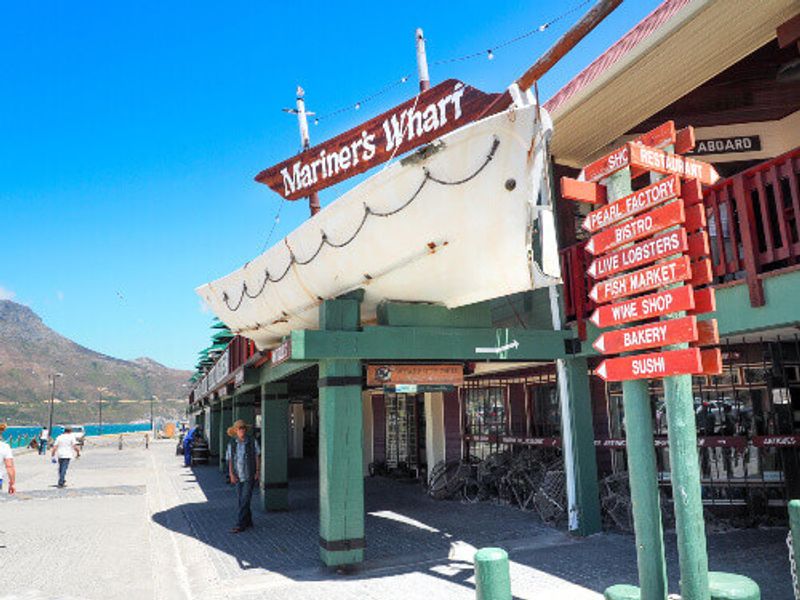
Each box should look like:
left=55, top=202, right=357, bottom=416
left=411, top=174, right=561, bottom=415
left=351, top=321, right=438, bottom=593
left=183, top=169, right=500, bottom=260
left=256, top=80, right=500, bottom=200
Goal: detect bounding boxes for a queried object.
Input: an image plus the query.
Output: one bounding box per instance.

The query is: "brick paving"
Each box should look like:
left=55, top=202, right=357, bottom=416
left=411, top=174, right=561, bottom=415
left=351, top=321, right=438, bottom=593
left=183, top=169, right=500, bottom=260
left=0, top=437, right=794, bottom=599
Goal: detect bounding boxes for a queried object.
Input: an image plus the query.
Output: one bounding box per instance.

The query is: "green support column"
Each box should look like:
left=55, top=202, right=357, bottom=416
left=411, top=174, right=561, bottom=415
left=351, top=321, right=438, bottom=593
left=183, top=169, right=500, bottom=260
left=209, top=405, right=220, bottom=463
left=219, top=398, right=233, bottom=474
left=261, top=383, right=289, bottom=511
left=663, top=373, right=710, bottom=600
left=235, top=392, right=257, bottom=425
left=562, top=357, right=602, bottom=535
left=607, top=167, right=668, bottom=600
left=318, top=292, right=365, bottom=567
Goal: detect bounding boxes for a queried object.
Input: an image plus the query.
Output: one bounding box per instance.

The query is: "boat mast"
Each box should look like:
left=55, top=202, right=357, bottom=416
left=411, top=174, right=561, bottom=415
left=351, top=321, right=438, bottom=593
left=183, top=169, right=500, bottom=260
left=415, top=28, right=431, bottom=92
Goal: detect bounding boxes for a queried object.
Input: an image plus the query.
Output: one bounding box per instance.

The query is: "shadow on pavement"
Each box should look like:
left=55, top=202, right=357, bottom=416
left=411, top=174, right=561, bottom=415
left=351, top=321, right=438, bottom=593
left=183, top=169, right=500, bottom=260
left=151, top=457, right=794, bottom=598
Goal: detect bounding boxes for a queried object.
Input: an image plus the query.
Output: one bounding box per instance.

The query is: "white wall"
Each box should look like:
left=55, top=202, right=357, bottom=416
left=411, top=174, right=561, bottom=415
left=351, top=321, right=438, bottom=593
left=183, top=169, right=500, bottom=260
left=424, top=392, right=446, bottom=482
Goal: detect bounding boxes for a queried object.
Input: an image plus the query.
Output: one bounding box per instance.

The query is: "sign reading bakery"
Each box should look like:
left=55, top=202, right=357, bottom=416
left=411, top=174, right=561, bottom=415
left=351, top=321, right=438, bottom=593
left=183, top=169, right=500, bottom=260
left=366, top=364, right=463, bottom=387
left=256, top=80, right=499, bottom=200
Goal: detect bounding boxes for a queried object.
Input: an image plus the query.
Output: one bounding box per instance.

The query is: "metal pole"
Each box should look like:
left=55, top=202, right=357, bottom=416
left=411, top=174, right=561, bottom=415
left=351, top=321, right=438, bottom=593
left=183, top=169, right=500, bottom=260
left=48, top=375, right=55, bottom=435
left=608, top=168, right=668, bottom=600
left=99, top=395, right=103, bottom=436
left=415, top=28, right=430, bottom=92
left=294, top=86, right=320, bottom=217
left=150, top=395, right=154, bottom=433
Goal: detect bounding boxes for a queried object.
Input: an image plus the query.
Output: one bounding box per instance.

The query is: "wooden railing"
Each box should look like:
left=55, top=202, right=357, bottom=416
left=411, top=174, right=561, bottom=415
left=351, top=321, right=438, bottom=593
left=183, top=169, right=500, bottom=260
left=561, top=147, right=800, bottom=336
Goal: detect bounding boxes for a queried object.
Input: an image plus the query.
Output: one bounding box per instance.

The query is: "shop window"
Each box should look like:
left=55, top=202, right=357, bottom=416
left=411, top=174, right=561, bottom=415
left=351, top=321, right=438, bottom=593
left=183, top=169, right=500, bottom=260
left=464, top=386, right=506, bottom=459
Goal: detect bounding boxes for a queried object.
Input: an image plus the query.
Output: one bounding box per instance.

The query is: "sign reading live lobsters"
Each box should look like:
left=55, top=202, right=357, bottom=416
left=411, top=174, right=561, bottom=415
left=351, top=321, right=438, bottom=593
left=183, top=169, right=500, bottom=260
left=255, top=80, right=500, bottom=200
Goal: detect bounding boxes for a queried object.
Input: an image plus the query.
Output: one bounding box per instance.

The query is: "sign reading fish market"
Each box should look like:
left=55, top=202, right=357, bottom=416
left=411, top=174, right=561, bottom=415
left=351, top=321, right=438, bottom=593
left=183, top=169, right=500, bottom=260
left=255, top=79, right=500, bottom=200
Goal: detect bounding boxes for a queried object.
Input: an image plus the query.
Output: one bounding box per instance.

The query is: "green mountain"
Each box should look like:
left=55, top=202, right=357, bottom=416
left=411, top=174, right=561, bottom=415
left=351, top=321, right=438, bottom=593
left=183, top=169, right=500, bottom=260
left=0, top=300, right=192, bottom=425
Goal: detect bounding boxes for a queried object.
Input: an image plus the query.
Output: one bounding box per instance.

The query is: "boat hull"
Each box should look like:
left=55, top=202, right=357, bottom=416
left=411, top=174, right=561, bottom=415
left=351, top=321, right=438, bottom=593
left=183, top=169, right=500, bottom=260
left=197, top=103, right=558, bottom=349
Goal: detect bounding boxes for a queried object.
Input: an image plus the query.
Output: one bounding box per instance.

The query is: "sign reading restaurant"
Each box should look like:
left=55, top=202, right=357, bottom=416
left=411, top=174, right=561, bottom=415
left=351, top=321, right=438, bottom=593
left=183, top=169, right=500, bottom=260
left=255, top=79, right=499, bottom=200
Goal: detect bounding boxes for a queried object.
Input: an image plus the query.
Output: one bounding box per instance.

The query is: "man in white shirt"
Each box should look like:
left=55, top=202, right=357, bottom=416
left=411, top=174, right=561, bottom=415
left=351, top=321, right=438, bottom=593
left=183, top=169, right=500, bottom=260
left=39, top=426, right=49, bottom=455
left=0, top=423, right=16, bottom=495
left=51, top=426, right=80, bottom=488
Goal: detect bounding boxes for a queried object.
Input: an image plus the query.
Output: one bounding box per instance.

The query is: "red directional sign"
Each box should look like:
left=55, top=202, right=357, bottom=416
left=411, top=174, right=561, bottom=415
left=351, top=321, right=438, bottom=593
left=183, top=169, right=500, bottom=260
left=595, top=347, right=703, bottom=382
left=589, top=285, right=698, bottom=328
left=581, top=142, right=720, bottom=186
left=690, top=259, right=713, bottom=287
left=560, top=177, right=607, bottom=205
left=589, top=255, right=692, bottom=304
left=593, top=315, right=698, bottom=355
left=629, top=143, right=720, bottom=186
left=586, top=200, right=685, bottom=256
left=689, top=287, right=716, bottom=316
left=582, top=175, right=680, bottom=233
left=694, top=318, right=720, bottom=347
left=588, top=228, right=688, bottom=280
left=688, top=231, right=710, bottom=259
left=581, top=122, right=677, bottom=182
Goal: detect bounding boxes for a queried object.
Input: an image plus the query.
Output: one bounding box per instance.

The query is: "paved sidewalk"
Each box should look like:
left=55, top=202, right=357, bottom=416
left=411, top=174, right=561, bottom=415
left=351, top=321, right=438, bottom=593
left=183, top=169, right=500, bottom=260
left=0, top=438, right=793, bottom=599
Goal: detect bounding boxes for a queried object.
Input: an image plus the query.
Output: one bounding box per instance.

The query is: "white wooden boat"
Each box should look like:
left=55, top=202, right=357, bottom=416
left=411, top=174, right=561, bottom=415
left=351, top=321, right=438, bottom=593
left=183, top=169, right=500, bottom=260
left=197, top=99, right=560, bottom=349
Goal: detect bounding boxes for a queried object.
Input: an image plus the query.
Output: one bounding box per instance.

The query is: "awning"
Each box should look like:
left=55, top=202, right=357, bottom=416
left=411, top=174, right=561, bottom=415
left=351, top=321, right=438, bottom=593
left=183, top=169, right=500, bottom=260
left=545, top=0, right=798, bottom=167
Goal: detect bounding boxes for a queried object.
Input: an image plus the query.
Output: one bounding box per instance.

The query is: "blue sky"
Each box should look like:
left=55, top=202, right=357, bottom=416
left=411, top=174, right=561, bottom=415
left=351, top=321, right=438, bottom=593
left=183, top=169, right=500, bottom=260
left=0, top=0, right=662, bottom=370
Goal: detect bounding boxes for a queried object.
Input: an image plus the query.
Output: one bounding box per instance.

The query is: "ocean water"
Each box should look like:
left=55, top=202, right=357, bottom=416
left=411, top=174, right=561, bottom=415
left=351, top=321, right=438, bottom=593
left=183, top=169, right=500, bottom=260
left=2, top=423, right=156, bottom=449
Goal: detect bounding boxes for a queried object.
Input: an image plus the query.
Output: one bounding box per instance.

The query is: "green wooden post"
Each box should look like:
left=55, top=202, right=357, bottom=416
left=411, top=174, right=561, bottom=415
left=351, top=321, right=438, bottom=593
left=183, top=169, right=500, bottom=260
left=606, top=167, right=668, bottom=600
left=235, top=392, right=257, bottom=426
left=790, top=500, right=800, bottom=582
left=318, top=292, right=365, bottom=567
left=209, top=405, right=220, bottom=463
left=261, top=383, right=289, bottom=511
left=562, top=356, right=603, bottom=535
left=474, top=547, right=511, bottom=600
left=663, top=373, right=710, bottom=599
left=219, top=398, right=233, bottom=474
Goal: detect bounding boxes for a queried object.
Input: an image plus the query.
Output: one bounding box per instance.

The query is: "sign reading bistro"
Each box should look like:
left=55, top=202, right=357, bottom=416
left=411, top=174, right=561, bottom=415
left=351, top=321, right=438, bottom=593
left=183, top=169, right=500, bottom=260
left=255, top=80, right=500, bottom=200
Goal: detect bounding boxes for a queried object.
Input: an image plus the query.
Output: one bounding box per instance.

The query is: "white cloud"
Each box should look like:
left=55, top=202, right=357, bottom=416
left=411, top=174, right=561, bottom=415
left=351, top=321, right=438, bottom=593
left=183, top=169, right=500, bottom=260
left=56, top=290, right=65, bottom=301
left=0, top=286, right=15, bottom=300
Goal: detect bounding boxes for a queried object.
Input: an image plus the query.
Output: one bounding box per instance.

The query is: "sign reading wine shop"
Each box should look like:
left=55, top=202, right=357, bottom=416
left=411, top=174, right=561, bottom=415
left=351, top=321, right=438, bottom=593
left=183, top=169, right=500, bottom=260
left=256, top=80, right=500, bottom=200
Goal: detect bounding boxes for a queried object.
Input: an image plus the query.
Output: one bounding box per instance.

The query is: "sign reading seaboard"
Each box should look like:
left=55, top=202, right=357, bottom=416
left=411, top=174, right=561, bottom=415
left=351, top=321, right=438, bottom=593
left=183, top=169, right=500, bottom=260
left=256, top=80, right=500, bottom=200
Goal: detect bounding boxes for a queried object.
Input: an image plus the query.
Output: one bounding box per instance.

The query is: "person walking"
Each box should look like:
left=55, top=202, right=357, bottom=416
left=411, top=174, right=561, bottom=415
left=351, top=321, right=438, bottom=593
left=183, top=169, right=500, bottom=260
left=0, top=424, right=15, bottom=495
left=38, top=426, right=49, bottom=456
left=226, top=419, right=260, bottom=533
left=183, top=425, right=197, bottom=467
left=51, top=426, right=80, bottom=488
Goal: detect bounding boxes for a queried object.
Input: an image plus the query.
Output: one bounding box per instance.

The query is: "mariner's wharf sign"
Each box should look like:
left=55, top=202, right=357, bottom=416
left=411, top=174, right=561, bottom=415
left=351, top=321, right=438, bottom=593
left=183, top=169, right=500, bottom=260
left=255, top=79, right=500, bottom=200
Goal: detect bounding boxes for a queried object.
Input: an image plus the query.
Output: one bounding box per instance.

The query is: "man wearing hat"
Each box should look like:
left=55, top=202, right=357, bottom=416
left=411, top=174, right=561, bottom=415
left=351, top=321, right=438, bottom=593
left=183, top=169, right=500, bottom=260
left=0, top=424, right=16, bottom=495
left=225, top=419, right=260, bottom=533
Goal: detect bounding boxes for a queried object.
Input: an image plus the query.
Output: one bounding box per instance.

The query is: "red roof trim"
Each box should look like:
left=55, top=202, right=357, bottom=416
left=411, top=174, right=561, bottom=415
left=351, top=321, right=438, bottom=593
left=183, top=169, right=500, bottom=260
left=544, top=0, right=693, bottom=115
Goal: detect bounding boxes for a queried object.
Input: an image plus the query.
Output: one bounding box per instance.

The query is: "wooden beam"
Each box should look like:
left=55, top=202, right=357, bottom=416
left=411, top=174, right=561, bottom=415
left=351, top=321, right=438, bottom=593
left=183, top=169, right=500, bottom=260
left=516, top=0, right=623, bottom=91
left=777, top=13, right=800, bottom=48
left=291, top=326, right=574, bottom=361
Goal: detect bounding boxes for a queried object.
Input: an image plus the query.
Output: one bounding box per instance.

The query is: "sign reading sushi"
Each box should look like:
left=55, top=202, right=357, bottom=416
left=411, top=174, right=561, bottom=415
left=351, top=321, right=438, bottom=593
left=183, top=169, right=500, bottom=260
left=256, top=79, right=500, bottom=200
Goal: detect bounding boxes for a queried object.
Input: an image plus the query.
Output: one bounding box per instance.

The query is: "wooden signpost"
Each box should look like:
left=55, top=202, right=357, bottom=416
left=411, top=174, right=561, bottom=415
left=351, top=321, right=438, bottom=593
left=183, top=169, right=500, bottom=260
left=255, top=79, right=500, bottom=200
left=558, top=118, right=752, bottom=600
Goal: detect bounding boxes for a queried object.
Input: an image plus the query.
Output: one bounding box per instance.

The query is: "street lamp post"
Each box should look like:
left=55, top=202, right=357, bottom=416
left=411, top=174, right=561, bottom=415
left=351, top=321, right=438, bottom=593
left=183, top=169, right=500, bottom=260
left=99, top=395, right=103, bottom=436
left=150, top=395, right=157, bottom=434
left=47, top=373, right=63, bottom=438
